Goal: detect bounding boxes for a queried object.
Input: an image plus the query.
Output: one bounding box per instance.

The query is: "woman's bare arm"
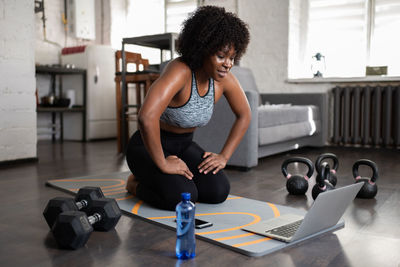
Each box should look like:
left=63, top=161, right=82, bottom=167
left=138, top=60, right=194, bottom=179
left=198, top=72, right=251, bottom=174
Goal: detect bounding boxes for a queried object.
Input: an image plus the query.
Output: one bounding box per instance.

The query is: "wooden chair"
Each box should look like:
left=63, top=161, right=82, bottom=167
left=115, top=51, right=160, bottom=153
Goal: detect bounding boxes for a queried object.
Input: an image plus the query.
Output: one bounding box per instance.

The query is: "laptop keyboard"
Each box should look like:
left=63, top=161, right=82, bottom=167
left=266, top=219, right=303, bottom=238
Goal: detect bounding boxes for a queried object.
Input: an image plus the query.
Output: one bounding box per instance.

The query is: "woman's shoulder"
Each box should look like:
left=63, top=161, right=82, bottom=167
left=156, top=58, right=192, bottom=89
left=162, top=58, right=191, bottom=76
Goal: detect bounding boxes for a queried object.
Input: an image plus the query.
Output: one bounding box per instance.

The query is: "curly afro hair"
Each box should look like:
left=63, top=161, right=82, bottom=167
left=177, top=5, right=250, bottom=70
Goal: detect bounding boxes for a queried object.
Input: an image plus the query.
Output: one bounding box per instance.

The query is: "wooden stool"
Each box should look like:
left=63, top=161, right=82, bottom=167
left=115, top=51, right=160, bottom=153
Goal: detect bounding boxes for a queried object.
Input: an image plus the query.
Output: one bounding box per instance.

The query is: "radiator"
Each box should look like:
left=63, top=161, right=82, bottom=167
left=332, top=85, right=400, bottom=147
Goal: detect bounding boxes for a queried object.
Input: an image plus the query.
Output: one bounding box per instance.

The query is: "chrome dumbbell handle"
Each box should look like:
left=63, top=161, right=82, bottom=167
left=88, top=213, right=102, bottom=225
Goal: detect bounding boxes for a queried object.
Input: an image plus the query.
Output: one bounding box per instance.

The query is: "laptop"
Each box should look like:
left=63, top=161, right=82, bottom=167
left=242, top=183, right=363, bottom=243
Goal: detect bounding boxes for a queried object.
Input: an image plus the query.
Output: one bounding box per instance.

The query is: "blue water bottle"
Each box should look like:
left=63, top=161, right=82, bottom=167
left=175, top=192, right=196, bottom=259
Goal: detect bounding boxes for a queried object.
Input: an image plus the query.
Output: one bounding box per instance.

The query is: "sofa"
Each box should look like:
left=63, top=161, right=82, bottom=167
left=193, top=66, right=328, bottom=169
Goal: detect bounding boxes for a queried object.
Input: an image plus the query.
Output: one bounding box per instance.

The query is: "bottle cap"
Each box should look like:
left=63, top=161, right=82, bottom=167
left=181, top=192, right=191, bottom=201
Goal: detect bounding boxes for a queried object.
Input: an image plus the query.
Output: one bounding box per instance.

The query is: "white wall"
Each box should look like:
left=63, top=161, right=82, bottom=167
left=35, top=0, right=111, bottom=65
left=203, top=0, right=237, bottom=13
left=1, top=0, right=331, bottom=162
left=0, top=0, right=36, bottom=162
left=35, top=0, right=113, bottom=140
left=203, top=0, right=330, bottom=93
left=110, top=0, right=128, bottom=51
left=238, top=0, right=289, bottom=92
left=237, top=0, right=330, bottom=93
left=123, top=0, right=165, bottom=63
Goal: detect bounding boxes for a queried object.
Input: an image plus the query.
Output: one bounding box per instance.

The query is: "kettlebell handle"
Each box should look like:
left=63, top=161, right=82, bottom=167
left=352, top=159, right=379, bottom=184
left=281, top=157, right=314, bottom=180
left=315, top=153, right=338, bottom=174
left=316, top=162, right=330, bottom=188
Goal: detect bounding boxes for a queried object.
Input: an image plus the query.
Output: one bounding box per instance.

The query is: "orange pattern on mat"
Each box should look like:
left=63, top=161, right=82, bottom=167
left=129, top=198, right=281, bottom=247
left=51, top=177, right=281, bottom=248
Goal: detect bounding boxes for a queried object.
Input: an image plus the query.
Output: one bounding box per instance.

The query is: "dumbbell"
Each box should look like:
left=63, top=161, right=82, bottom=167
left=281, top=157, right=314, bottom=195
left=43, top=186, right=105, bottom=229
left=52, top=198, right=121, bottom=249
left=315, top=153, right=338, bottom=186
left=312, top=162, right=335, bottom=200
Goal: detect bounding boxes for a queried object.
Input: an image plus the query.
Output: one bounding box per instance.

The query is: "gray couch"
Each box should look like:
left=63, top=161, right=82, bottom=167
left=193, top=66, right=328, bottom=169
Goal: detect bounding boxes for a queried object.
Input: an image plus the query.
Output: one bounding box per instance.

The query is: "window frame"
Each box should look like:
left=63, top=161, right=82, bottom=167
left=290, top=0, right=400, bottom=78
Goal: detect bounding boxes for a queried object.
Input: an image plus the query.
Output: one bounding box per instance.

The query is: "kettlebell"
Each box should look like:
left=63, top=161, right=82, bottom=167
left=312, top=162, right=335, bottom=200
left=281, top=157, right=314, bottom=195
left=353, top=159, right=379, bottom=199
left=315, top=153, right=338, bottom=186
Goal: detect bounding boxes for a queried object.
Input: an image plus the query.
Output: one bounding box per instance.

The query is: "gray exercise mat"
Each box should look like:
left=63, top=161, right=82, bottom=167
left=46, top=171, right=344, bottom=257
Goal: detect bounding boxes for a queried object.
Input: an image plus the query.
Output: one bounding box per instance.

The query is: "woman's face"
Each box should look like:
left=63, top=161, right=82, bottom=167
left=203, top=45, right=236, bottom=81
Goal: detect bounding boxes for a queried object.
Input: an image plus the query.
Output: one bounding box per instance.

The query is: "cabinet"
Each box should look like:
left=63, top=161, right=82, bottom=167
left=36, top=65, right=87, bottom=142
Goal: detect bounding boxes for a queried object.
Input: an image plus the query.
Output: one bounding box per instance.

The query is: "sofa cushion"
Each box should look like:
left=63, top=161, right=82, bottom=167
left=257, top=105, right=321, bottom=146
left=258, top=120, right=321, bottom=146
left=258, top=105, right=320, bottom=128
left=231, top=66, right=262, bottom=105
left=231, top=66, right=259, bottom=93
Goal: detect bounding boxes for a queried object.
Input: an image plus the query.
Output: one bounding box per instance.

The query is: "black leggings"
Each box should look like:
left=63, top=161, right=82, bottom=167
left=126, top=130, right=230, bottom=211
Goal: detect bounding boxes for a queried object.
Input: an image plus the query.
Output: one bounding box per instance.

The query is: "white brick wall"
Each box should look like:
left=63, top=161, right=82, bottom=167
left=0, top=0, right=36, bottom=162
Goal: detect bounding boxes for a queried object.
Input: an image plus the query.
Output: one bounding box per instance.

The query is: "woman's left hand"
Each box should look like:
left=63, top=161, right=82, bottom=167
left=198, top=152, right=227, bottom=174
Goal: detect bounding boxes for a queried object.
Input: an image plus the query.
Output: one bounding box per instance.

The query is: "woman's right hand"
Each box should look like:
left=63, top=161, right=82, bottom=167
left=161, top=155, right=194, bottom=180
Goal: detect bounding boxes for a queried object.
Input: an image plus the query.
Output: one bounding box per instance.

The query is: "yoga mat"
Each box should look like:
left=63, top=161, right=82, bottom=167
left=46, top=171, right=344, bottom=257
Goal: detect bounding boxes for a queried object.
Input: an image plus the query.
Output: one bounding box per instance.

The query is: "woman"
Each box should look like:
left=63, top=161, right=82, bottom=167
left=126, top=5, right=251, bottom=211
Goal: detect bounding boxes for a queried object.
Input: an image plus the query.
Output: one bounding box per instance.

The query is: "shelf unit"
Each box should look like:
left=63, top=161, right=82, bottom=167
left=120, top=33, right=178, bottom=152
left=35, top=65, right=87, bottom=142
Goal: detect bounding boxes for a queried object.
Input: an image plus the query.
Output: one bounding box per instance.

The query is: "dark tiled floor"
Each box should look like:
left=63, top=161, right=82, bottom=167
left=0, top=140, right=399, bottom=266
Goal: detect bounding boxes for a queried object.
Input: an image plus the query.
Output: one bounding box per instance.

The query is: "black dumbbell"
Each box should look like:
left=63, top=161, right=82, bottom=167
left=315, top=153, right=338, bottom=186
left=312, top=162, right=335, bottom=200
left=52, top=198, right=121, bottom=249
left=43, top=186, right=105, bottom=228
left=281, top=157, right=314, bottom=195
left=353, top=159, right=379, bottom=199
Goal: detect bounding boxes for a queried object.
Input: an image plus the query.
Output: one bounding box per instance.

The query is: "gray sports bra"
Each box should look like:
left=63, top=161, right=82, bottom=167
left=160, top=72, right=214, bottom=128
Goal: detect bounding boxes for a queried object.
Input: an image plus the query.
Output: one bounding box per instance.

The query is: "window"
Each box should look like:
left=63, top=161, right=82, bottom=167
left=111, top=0, right=198, bottom=63
left=165, top=0, right=198, bottom=33
left=289, top=0, right=400, bottom=78
left=370, top=0, right=400, bottom=75
left=111, top=0, right=165, bottom=64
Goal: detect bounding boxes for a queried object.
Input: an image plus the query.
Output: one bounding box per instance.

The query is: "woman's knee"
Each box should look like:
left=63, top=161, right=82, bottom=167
left=197, top=171, right=230, bottom=204
left=161, top=178, right=199, bottom=210
left=212, top=176, right=230, bottom=203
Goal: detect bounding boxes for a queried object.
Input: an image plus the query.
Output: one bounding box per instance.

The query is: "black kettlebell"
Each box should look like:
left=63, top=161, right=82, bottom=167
left=315, top=153, right=338, bottom=187
left=281, top=157, right=314, bottom=195
left=353, top=159, right=379, bottom=199
left=312, top=162, right=335, bottom=200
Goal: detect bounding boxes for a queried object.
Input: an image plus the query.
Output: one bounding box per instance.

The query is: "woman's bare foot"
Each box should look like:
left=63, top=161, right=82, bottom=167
left=126, top=173, right=139, bottom=196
